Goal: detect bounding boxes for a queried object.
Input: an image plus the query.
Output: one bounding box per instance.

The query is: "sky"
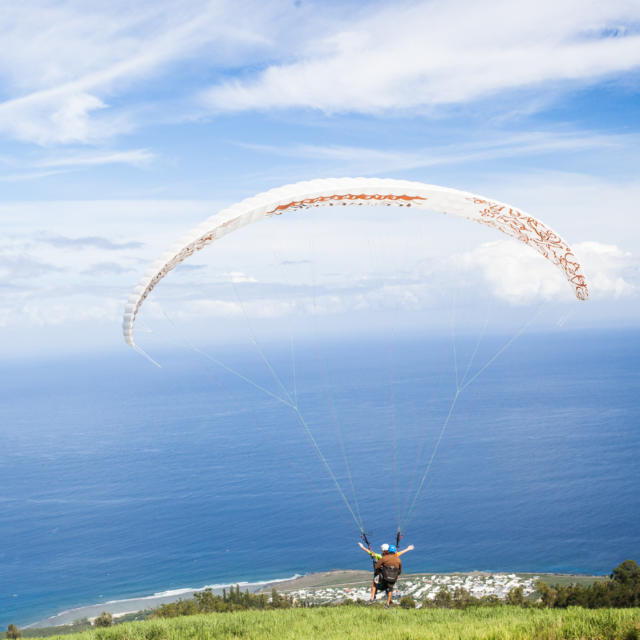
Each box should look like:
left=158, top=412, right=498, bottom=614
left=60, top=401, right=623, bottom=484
left=1, top=0, right=639, bottom=358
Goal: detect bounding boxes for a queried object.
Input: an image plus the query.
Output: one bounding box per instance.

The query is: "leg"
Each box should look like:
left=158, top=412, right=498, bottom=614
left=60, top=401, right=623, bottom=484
left=370, top=580, right=376, bottom=601
left=386, top=588, right=393, bottom=606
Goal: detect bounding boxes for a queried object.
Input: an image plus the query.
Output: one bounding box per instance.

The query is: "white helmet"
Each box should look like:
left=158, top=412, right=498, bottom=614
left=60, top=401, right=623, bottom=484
left=381, top=543, right=389, bottom=552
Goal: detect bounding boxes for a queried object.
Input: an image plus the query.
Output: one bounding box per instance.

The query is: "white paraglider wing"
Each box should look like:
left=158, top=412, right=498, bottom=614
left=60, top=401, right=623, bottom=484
left=123, top=177, right=588, bottom=349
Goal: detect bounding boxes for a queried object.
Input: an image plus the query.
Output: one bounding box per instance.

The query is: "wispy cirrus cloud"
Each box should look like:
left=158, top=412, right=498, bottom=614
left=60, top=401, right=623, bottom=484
left=0, top=169, right=69, bottom=183
left=0, top=149, right=155, bottom=183
left=2, top=1, right=639, bottom=148
left=239, top=130, right=635, bottom=175
left=0, top=1, right=287, bottom=145
left=205, top=0, right=640, bottom=114
left=35, top=149, right=155, bottom=168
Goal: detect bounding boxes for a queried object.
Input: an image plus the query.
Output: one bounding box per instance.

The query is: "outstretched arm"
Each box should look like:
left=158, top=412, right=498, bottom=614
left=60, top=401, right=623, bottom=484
left=397, top=544, right=414, bottom=557
left=358, top=542, right=374, bottom=556
left=358, top=542, right=381, bottom=561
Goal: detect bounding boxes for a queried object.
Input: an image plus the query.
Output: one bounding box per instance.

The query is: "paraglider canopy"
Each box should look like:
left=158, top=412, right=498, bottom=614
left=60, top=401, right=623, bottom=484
left=122, top=177, right=588, bottom=351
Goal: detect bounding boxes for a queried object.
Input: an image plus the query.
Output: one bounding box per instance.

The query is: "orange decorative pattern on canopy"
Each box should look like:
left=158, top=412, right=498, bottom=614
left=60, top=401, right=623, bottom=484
left=469, top=197, right=588, bottom=301
left=267, top=193, right=427, bottom=215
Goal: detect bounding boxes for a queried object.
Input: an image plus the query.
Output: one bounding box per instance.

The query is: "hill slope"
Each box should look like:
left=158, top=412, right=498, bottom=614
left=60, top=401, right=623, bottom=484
left=25, top=606, right=640, bottom=640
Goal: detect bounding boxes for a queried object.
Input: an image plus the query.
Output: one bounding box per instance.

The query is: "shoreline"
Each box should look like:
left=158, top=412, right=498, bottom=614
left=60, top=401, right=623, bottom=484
left=25, top=569, right=604, bottom=629
left=25, top=575, right=302, bottom=629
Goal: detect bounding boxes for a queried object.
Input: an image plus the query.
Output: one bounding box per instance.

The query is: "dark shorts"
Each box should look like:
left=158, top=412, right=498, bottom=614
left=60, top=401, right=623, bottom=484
left=373, top=575, right=394, bottom=593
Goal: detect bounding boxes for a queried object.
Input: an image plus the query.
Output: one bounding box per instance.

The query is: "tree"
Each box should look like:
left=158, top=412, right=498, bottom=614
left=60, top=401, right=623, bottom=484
left=535, top=581, right=557, bottom=608
left=434, top=587, right=453, bottom=608
left=586, top=580, right=612, bottom=608
left=194, top=589, right=218, bottom=612
left=452, top=587, right=476, bottom=609
left=610, top=560, right=640, bottom=607
left=94, top=612, right=113, bottom=627
left=6, top=624, right=21, bottom=639
left=505, top=586, right=525, bottom=606
left=611, top=560, right=640, bottom=586
left=479, top=594, right=501, bottom=607
left=151, top=598, right=198, bottom=618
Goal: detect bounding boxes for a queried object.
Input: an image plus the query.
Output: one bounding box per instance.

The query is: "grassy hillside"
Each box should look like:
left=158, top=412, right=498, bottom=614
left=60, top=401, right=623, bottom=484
left=24, top=606, right=640, bottom=640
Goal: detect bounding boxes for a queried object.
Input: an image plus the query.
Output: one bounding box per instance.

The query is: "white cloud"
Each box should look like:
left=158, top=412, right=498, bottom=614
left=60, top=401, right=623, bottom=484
left=577, top=241, right=636, bottom=298
left=83, top=262, right=135, bottom=276
left=0, top=90, right=111, bottom=145
left=205, top=0, right=640, bottom=113
left=223, top=271, right=258, bottom=284
left=1, top=1, right=639, bottom=146
left=457, top=240, right=637, bottom=304
left=0, top=1, right=283, bottom=144
left=0, top=254, right=62, bottom=280
left=166, top=281, right=433, bottom=321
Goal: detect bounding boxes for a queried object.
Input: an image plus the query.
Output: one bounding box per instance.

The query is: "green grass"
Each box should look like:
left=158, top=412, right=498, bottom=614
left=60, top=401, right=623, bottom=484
left=24, top=607, right=640, bottom=640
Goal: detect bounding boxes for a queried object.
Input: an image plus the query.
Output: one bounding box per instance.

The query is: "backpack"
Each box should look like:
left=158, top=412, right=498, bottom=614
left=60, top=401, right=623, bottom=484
left=380, top=564, right=399, bottom=585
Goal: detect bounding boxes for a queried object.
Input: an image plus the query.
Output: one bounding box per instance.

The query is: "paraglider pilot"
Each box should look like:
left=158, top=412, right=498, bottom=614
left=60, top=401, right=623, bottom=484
left=358, top=541, right=414, bottom=606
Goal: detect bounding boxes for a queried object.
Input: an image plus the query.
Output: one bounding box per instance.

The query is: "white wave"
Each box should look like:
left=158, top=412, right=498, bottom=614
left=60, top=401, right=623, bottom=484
left=104, top=574, right=303, bottom=604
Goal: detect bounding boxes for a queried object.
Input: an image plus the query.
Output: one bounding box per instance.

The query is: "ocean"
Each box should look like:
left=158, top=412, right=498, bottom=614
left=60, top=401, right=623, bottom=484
left=1, top=329, right=639, bottom=627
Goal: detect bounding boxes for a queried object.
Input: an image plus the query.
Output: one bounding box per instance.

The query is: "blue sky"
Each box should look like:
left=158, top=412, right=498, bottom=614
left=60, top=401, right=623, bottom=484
left=1, top=0, right=639, bottom=357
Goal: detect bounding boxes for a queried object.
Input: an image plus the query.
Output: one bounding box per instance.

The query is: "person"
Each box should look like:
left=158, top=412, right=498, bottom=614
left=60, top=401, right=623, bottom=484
left=358, top=541, right=414, bottom=606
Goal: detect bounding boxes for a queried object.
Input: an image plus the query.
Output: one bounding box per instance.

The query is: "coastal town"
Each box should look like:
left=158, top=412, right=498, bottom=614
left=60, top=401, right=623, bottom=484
left=279, top=572, right=540, bottom=606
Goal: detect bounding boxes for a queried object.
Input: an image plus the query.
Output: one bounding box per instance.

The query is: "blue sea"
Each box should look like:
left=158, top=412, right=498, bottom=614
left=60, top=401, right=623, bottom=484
left=1, top=329, right=639, bottom=627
